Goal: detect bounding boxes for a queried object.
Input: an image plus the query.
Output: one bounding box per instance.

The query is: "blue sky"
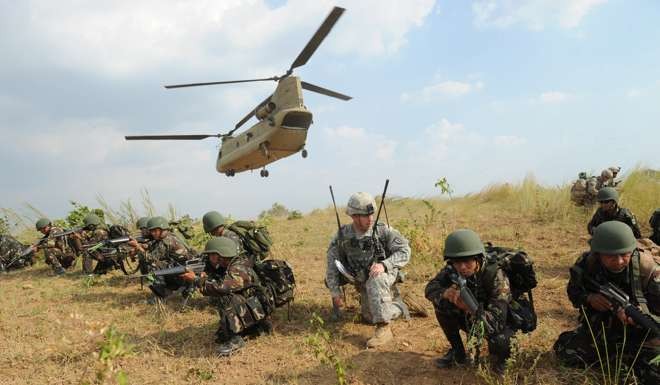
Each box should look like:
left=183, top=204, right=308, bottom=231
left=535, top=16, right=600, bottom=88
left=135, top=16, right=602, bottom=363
left=0, top=0, right=658, bottom=222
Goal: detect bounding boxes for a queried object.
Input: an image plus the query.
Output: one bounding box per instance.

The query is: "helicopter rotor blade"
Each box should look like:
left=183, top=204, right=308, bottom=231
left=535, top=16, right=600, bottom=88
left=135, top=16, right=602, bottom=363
left=125, top=134, right=222, bottom=140
left=164, top=77, right=278, bottom=89
left=233, top=95, right=272, bottom=131
left=289, top=6, right=345, bottom=71
left=301, top=81, right=351, bottom=101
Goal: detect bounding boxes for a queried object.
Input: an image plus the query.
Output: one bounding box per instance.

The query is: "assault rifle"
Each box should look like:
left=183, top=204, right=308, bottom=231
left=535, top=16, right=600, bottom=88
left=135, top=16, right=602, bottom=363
left=585, top=276, right=659, bottom=336
left=446, top=264, right=494, bottom=334
left=329, top=185, right=345, bottom=321
left=134, top=258, right=206, bottom=280
left=20, top=227, right=81, bottom=257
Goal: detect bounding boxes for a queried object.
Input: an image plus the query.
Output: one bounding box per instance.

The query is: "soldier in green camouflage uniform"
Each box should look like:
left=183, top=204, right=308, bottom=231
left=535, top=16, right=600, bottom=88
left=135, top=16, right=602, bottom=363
left=202, top=211, right=248, bottom=258
left=72, top=214, right=110, bottom=274
left=587, top=187, right=641, bottom=238
left=554, top=221, right=659, bottom=385
left=132, top=217, right=152, bottom=274
left=181, top=237, right=272, bottom=356
left=0, top=234, right=33, bottom=272
left=128, top=216, right=196, bottom=299
left=326, top=192, right=411, bottom=348
left=425, top=229, right=513, bottom=374
left=34, top=218, right=77, bottom=275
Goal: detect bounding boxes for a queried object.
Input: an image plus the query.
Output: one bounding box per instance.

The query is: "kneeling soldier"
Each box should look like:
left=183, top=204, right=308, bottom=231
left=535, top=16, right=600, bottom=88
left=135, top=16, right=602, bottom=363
left=326, top=192, right=412, bottom=348
left=425, top=229, right=513, bottom=374
left=181, top=237, right=272, bottom=356
left=554, top=221, right=659, bottom=385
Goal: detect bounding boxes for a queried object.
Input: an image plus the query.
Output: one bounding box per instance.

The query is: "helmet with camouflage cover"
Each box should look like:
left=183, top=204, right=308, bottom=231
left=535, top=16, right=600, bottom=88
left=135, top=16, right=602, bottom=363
left=136, top=217, right=150, bottom=229
left=83, top=213, right=102, bottom=228
left=597, top=187, right=619, bottom=203
left=35, top=218, right=51, bottom=230
left=601, top=168, right=614, bottom=180
left=443, top=229, right=486, bottom=260
left=346, top=192, right=376, bottom=216
left=591, top=221, right=636, bottom=255
left=147, top=216, right=169, bottom=230
left=202, top=211, right=227, bottom=233
left=578, top=172, right=587, bottom=179
left=201, top=236, right=240, bottom=258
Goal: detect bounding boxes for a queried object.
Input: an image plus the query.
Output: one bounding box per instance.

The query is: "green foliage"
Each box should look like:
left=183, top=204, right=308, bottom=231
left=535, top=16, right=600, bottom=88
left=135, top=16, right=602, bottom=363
left=259, top=202, right=290, bottom=219
left=304, top=312, right=349, bottom=385
left=57, top=201, right=105, bottom=229
left=0, top=215, right=9, bottom=235
left=396, top=200, right=445, bottom=280
left=187, top=368, right=214, bottom=381
left=435, top=177, right=454, bottom=198
left=287, top=210, right=303, bottom=220
left=99, top=326, right=134, bottom=364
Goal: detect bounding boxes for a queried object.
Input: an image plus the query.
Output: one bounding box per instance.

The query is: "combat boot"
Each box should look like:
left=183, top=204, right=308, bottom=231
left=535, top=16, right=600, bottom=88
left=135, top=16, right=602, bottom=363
left=366, top=323, right=393, bottom=348
left=217, top=335, right=246, bottom=357
left=434, top=348, right=470, bottom=369
left=54, top=266, right=66, bottom=276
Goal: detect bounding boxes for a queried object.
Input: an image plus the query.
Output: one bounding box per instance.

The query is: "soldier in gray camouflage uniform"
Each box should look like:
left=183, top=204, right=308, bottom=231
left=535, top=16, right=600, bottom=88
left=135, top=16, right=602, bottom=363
left=425, top=229, right=513, bottom=374
left=128, top=216, right=196, bottom=299
left=326, top=192, right=411, bottom=348
left=181, top=237, right=272, bottom=356
left=554, top=221, right=659, bottom=385
left=587, top=187, right=641, bottom=238
left=0, top=234, right=33, bottom=272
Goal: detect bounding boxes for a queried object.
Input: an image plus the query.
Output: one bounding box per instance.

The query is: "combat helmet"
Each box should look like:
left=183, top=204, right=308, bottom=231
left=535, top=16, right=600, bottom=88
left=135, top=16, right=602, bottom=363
left=147, top=216, right=169, bottom=231
left=601, top=168, right=614, bottom=180
left=597, top=187, right=619, bottom=203
left=201, top=236, right=240, bottom=258
left=346, top=192, right=376, bottom=216
left=591, top=221, right=636, bottom=255
left=202, top=211, right=227, bottom=233
left=83, top=213, right=102, bottom=228
left=443, top=229, right=486, bottom=260
left=35, top=218, right=51, bottom=230
left=136, top=217, right=150, bottom=229
left=578, top=172, right=587, bottom=179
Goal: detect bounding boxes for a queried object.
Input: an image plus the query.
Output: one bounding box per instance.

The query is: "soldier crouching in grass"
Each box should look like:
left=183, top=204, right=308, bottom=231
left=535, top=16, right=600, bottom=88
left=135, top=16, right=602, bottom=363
left=554, top=221, right=659, bottom=385
left=180, top=237, right=273, bottom=356
left=325, top=191, right=415, bottom=348
left=425, top=229, right=513, bottom=374
left=33, top=218, right=77, bottom=275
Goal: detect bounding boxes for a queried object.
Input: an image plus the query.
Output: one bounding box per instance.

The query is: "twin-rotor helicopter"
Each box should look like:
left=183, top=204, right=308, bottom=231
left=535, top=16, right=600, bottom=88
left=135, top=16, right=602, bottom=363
left=125, top=6, right=351, bottom=177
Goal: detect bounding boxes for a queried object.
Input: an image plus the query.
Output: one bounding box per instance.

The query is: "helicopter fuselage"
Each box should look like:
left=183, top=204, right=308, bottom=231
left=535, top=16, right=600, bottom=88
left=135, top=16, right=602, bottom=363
left=216, top=76, right=313, bottom=175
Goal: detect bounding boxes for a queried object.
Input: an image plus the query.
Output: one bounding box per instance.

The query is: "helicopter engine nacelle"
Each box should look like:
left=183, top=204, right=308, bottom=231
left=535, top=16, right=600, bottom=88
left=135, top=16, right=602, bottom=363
left=255, top=102, right=276, bottom=120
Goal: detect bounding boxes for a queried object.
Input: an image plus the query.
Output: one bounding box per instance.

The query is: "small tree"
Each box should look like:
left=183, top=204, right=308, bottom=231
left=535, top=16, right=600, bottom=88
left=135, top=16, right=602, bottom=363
left=435, top=177, right=454, bottom=199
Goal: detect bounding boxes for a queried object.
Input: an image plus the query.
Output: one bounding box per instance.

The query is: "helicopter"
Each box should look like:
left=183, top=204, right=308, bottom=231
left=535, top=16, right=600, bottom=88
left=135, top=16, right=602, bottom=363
left=125, top=6, right=351, bottom=177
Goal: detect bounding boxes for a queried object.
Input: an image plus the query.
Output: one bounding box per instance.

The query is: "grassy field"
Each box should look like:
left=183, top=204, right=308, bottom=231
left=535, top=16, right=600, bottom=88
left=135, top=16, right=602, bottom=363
left=1, top=170, right=658, bottom=385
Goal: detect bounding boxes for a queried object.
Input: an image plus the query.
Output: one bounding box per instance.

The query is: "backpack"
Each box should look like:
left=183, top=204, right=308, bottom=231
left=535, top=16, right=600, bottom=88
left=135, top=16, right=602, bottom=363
left=484, top=243, right=538, bottom=333
left=650, top=210, right=660, bottom=245
left=228, top=221, right=273, bottom=260
left=108, top=224, right=130, bottom=239
left=254, top=259, right=295, bottom=307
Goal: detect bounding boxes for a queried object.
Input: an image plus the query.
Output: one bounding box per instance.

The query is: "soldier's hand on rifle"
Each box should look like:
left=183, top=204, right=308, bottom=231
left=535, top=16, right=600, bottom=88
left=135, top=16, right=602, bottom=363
left=180, top=270, right=196, bottom=282
left=616, top=308, right=636, bottom=326
left=332, top=295, right=344, bottom=309
left=369, top=262, right=385, bottom=278
left=587, top=293, right=613, bottom=312
left=443, top=285, right=461, bottom=305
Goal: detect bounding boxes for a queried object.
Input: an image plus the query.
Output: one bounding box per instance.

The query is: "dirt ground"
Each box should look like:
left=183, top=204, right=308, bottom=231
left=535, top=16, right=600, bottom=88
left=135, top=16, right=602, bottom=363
left=0, top=197, right=655, bottom=385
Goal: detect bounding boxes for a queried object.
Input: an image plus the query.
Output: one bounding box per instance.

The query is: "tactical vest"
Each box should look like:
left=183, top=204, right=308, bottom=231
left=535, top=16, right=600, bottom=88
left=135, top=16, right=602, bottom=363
left=336, top=224, right=387, bottom=283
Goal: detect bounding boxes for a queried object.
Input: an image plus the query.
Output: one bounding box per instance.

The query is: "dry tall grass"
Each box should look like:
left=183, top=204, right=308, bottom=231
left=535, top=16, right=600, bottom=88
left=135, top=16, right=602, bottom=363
left=1, top=169, right=658, bottom=385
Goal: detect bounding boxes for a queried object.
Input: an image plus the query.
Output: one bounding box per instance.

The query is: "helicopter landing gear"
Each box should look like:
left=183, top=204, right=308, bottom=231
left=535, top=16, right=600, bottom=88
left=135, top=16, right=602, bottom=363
left=226, top=169, right=236, bottom=177
left=301, top=149, right=308, bottom=158
left=260, top=169, right=269, bottom=178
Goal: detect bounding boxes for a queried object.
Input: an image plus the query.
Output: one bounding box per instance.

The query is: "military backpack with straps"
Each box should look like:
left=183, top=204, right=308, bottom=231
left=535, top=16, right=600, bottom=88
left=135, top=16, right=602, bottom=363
left=484, top=243, right=538, bottom=333
left=254, top=259, right=295, bottom=307
left=228, top=221, right=273, bottom=260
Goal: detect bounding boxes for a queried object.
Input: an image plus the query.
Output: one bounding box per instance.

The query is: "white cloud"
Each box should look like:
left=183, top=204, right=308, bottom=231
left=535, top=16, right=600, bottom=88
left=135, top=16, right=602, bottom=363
left=538, top=91, right=572, bottom=104
left=7, top=0, right=436, bottom=76
left=494, top=135, right=526, bottom=146
left=401, top=80, right=484, bottom=102
left=626, top=89, right=642, bottom=99
left=323, top=125, right=397, bottom=161
left=471, top=0, right=607, bottom=30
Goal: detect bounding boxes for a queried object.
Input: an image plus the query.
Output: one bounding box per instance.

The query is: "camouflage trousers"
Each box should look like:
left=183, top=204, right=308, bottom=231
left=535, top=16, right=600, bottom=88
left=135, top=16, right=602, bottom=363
left=44, top=249, right=76, bottom=271
left=215, top=290, right=272, bottom=342
left=358, top=270, right=403, bottom=324
left=554, top=323, right=660, bottom=385
left=433, top=299, right=513, bottom=365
